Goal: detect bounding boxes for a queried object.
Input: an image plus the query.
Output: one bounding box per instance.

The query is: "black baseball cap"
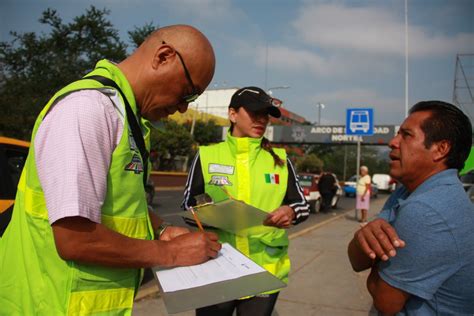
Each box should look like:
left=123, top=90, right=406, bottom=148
left=229, top=86, right=282, bottom=118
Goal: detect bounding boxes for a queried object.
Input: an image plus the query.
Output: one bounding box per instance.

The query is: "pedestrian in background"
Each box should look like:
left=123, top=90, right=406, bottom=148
left=182, top=86, right=310, bottom=316
left=0, top=25, right=221, bottom=315
left=356, top=165, right=371, bottom=223
left=318, top=169, right=337, bottom=212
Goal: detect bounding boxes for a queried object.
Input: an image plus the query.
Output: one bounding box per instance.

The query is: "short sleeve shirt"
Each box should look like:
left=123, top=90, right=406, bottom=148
left=35, top=89, right=124, bottom=224
left=356, top=174, right=370, bottom=195
left=377, top=169, right=474, bottom=315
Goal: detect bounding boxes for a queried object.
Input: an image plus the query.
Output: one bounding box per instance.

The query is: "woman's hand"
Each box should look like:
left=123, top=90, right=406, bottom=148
left=263, top=206, right=295, bottom=228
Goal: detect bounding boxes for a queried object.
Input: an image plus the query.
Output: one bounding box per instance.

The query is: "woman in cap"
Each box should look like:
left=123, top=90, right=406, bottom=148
left=182, top=86, right=309, bottom=316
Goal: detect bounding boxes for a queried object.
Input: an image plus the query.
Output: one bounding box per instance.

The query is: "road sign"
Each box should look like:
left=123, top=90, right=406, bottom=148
left=346, top=108, right=374, bottom=136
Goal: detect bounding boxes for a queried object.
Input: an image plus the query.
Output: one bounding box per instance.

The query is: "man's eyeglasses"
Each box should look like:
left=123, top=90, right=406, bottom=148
left=162, top=41, right=200, bottom=103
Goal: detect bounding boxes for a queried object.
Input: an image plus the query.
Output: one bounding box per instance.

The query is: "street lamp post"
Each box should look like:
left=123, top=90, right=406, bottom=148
left=316, top=102, right=325, bottom=125
left=267, top=86, right=290, bottom=96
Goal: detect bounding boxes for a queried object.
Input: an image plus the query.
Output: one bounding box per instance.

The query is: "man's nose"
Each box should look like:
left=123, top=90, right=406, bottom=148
left=388, top=134, right=399, bottom=149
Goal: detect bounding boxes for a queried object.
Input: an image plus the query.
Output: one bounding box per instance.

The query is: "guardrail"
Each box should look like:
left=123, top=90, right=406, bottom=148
left=149, top=171, right=188, bottom=189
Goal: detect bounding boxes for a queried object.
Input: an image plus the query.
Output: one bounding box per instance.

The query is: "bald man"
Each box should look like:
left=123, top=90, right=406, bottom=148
left=0, top=25, right=220, bottom=315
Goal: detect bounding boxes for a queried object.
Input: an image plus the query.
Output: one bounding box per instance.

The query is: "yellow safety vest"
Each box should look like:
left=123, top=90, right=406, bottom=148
left=199, top=133, right=291, bottom=291
left=0, top=60, right=153, bottom=315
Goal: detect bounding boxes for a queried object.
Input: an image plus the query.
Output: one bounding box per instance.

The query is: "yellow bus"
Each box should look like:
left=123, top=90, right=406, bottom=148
left=0, top=136, right=30, bottom=236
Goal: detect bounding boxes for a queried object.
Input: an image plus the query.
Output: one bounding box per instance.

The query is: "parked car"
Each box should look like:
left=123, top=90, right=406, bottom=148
left=0, top=137, right=30, bottom=236
left=372, top=173, right=396, bottom=192
left=298, top=173, right=342, bottom=213
left=343, top=175, right=378, bottom=198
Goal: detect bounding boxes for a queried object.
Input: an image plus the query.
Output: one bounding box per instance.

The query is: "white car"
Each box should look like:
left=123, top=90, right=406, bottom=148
left=372, top=173, right=396, bottom=192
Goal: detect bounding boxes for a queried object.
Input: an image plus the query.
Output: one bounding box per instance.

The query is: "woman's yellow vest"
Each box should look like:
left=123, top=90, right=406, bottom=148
left=199, top=134, right=291, bottom=292
left=0, top=60, right=153, bottom=315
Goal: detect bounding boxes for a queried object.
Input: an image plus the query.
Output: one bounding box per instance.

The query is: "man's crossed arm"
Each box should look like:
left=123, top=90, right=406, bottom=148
left=347, top=219, right=410, bottom=315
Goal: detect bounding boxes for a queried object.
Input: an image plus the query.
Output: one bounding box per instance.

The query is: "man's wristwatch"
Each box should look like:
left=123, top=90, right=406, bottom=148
left=155, top=222, right=171, bottom=238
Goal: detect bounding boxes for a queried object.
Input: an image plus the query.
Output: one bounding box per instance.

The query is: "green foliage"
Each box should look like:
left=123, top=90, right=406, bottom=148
left=308, top=144, right=390, bottom=181
left=150, top=120, right=194, bottom=171
left=0, top=6, right=153, bottom=139
left=295, top=154, right=324, bottom=173
left=128, top=22, right=157, bottom=48
left=188, top=120, right=222, bottom=146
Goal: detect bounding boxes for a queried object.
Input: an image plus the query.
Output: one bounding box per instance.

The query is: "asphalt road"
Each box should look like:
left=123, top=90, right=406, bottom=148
left=149, top=189, right=388, bottom=235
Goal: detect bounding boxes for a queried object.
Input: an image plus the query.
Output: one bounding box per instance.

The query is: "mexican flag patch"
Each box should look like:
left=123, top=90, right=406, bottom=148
left=265, top=173, right=280, bottom=184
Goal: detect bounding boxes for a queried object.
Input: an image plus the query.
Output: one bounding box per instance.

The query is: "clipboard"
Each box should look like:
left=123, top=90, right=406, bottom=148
left=181, top=198, right=277, bottom=237
left=152, top=243, right=286, bottom=314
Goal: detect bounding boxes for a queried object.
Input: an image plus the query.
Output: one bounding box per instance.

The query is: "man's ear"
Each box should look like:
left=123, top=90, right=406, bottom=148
left=432, top=140, right=451, bottom=162
left=152, top=45, right=175, bottom=70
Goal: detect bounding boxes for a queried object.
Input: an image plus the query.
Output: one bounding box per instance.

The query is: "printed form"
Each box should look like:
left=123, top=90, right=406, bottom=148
left=156, top=243, right=265, bottom=292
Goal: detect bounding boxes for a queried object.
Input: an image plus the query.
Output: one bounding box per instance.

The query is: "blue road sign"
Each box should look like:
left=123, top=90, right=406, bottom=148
left=346, top=108, right=374, bottom=136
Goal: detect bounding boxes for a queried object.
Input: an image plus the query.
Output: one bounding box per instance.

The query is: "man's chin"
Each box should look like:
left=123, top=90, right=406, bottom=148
left=388, top=167, right=400, bottom=180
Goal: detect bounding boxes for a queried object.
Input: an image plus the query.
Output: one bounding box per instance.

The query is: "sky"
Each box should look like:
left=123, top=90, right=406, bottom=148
left=1, top=0, right=473, bottom=126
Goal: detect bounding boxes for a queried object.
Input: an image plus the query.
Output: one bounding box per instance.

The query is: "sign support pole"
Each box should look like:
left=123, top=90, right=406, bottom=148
left=355, top=139, right=361, bottom=220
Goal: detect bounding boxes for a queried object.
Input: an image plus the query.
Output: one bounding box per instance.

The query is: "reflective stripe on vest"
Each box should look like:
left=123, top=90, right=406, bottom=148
left=235, top=137, right=251, bottom=256
left=68, top=288, right=134, bottom=316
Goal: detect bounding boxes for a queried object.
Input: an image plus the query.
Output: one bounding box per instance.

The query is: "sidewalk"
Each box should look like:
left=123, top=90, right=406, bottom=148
left=133, top=197, right=387, bottom=315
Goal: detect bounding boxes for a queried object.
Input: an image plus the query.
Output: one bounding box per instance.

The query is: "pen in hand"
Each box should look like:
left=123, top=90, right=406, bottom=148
left=190, top=207, right=205, bottom=232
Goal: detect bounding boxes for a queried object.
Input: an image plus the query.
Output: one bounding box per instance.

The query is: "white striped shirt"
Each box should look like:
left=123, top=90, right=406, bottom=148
left=35, top=89, right=124, bottom=224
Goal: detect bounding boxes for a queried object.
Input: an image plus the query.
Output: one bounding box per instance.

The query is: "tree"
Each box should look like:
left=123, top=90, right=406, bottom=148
left=150, top=120, right=194, bottom=171
left=0, top=6, right=156, bottom=139
left=128, top=22, right=156, bottom=48
left=187, top=120, right=222, bottom=146
left=295, top=154, right=324, bottom=174
left=312, top=144, right=390, bottom=181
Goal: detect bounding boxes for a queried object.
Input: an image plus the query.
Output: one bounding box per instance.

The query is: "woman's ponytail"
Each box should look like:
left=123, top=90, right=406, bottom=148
left=261, top=137, right=285, bottom=167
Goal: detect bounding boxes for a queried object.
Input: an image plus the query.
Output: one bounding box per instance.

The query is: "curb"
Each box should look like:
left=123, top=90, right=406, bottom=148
left=289, top=209, right=353, bottom=240
left=155, top=186, right=184, bottom=192
left=134, top=208, right=355, bottom=302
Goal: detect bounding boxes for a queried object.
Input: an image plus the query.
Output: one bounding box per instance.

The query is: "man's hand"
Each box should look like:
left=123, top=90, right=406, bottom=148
left=354, top=218, right=405, bottom=261
left=263, top=206, right=295, bottom=228
left=159, top=226, right=190, bottom=241
left=165, top=231, right=221, bottom=266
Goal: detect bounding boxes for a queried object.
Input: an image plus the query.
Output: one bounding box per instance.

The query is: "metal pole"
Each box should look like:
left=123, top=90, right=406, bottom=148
left=190, top=103, right=198, bottom=136
left=405, top=0, right=409, bottom=117
left=318, top=104, right=321, bottom=125
left=343, top=144, right=347, bottom=181
left=355, top=140, right=361, bottom=219
left=184, top=103, right=199, bottom=172
left=264, top=43, right=268, bottom=90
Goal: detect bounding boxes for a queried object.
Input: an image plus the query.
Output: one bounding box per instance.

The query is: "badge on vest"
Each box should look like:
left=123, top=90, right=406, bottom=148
left=128, top=133, right=138, bottom=152
left=264, top=173, right=280, bottom=184
left=124, top=154, right=144, bottom=174
left=209, top=175, right=232, bottom=186
left=208, top=163, right=234, bottom=175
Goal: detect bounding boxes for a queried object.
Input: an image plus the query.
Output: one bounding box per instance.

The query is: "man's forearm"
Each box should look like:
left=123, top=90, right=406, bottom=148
left=347, top=238, right=376, bottom=272
left=366, top=266, right=409, bottom=314
left=52, top=217, right=174, bottom=268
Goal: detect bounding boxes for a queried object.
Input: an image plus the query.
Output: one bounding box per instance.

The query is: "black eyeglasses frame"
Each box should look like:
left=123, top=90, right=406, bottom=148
left=162, top=40, right=200, bottom=103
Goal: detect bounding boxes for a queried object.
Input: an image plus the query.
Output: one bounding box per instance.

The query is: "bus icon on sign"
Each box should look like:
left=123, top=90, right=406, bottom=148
left=349, top=110, right=370, bottom=133
left=346, top=108, right=374, bottom=136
